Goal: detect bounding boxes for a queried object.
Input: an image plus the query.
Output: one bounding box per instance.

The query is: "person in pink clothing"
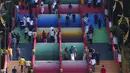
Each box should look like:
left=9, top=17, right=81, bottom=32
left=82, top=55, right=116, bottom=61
left=40, top=1, right=44, bottom=14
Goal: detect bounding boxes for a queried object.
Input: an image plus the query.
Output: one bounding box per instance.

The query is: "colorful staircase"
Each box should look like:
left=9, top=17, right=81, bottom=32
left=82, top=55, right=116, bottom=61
left=5, top=0, right=121, bottom=73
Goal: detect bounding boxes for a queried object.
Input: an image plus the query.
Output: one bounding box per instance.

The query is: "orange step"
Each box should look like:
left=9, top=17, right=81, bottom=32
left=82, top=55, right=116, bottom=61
left=93, top=60, right=118, bottom=73
left=7, top=61, right=21, bottom=73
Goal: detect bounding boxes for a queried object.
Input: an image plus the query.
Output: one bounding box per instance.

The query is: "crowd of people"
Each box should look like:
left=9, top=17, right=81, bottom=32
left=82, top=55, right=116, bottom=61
left=37, top=26, right=58, bottom=43
left=63, top=46, right=77, bottom=60
left=85, top=0, right=102, bottom=8
left=84, top=13, right=103, bottom=44
left=0, top=0, right=122, bottom=73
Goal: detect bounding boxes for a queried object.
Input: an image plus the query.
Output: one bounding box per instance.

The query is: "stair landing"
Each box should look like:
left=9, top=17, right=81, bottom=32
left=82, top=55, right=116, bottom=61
left=7, top=61, right=21, bottom=73
left=93, top=60, right=118, bottom=73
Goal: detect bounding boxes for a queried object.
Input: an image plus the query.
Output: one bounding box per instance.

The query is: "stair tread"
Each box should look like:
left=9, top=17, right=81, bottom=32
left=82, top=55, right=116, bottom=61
left=7, top=61, right=21, bottom=73
left=93, top=60, right=118, bottom=73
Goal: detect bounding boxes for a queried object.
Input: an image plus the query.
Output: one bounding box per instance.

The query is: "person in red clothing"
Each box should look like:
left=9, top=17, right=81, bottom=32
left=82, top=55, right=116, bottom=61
left=42, top=30, right=47, bottom=43
left=101, top=65, right=106, bottom=73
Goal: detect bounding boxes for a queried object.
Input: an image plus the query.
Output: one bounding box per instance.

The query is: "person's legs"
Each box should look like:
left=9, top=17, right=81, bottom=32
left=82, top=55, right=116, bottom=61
left=99, top=23, right=101, bottom=29
left=89, top=39, right=92, bottom=44
left=28, top=36, right=31, bottom=42
left=71, top=53, right=75, bottom=60
left=55, top=9, right=58, bottom=14
left=9, top=55, right=12, bottom=61
left=73, top=18, right=76, bottom=23
left=21, top=65, right=24, bottom=72
left=69, top=8, right=72, bottom=15
left=24, top=33, right=27, bottom=39
left=88, top=3, right=91, bottom=8
left=96, top=58, right=99, bottom=65
left=91, top=65, right=95, bottom=72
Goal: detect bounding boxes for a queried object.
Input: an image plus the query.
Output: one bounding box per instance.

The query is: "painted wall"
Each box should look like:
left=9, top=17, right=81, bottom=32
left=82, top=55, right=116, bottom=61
left=39, top=4, right=80, bottom=14
left=44, top=0, right=79, bottom=4
left=36, top=28, right=83, bottom=42
left=35, top=43, right=84, bottom=60
left=38, top=14, right=81, bottom=27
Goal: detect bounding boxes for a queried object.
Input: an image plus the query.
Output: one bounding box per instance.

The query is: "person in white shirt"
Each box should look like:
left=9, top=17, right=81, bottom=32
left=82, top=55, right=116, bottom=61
left=16, top=5, right=19, bottom=12
left=52, top=0, right=57, bottom=9
left=84, top=16, right=88, bottom=25
left=28, top=30, right=33, bottom=42
left=54, top=30, right=58, bottom=43
left=50, top=29, right=55, bottom=42
left=118, top=52, right=121, bottom=67
left=97, top=0, right=101, bottom=7
left=40, top=1, right=44, bottom=14
left=22, top=15, right=27, bottom=29
left=113, top=36, right=118, bottom=49
left=29, top=19, right=34, bottom=31
left=26, top=16, right=30, bottom=27
left=35, top=0, right=38, bottom=7
left=50, top=26, right=55, bottom=32
left=25, top=61, right=31, bottom=69
left=88, top=0, right=92, bottom=7
left=90, top=58, right=96, bottom=72
left=85, top=24, right=89, bottom=34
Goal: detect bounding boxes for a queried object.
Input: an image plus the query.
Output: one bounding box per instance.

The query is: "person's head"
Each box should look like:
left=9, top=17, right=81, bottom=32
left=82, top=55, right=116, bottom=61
left=71, top=46, right=73, bottom=48
left=52, top=29, right=54, bottom=31
left=92, top=49, right=95, bottom=52
left=14, top=66, right=16, bottom=69
left=50, top=25, right=52, bottom=27
left=102, top=65, right=104, bottom=67
left=65, top=47, right=68, bottom=51
left=69, top=2, right=71, bottom=4
left=43, top=30, right=45, bottom=33
left=86, top=13, right=88, bottom=17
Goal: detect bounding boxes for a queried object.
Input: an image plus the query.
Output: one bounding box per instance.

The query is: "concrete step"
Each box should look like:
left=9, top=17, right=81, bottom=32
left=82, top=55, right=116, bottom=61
left=7, top=61, right=21, bottom=73
left=93, top=60, right=118, bottom=73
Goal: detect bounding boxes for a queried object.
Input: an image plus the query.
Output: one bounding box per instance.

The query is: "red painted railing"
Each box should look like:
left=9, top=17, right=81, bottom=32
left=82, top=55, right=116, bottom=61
left=32, top=7, right=38, bottom=69
left=80, top=0, right=90, bottom=72
left=104, top=9, right=120, bottom=70
left=58, top=1, right=62, bottom=72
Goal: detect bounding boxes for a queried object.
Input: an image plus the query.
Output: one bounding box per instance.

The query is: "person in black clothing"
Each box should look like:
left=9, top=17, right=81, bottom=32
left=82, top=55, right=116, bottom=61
left=68, top=2, right=72, bottom=15
left=48, top=1, right=52, bottom=14
left=66, top=14, right=70, bottom=26
left=96, top=52, right=100, bottom=65
left=72, top=13, right=76, bottom=23
left=12, top=66, right=17, bottom=73
left=16, top=33, right=20, bottom=46
left=92, top=49, right=96, bottom=59
left=54, top=3, right=59, bottom=14
left=94, top=13, right=98, bottom=24
left=93, top=0, right=97, bottom=8
left=98, top=18, right=102, bottom=29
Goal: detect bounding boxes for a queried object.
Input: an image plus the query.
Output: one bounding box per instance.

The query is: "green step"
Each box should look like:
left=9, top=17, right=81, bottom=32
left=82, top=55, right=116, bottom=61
left=13, top=27, right=29, bottom=43
left=36, top=43, right=84, bottom=60
left=44, top=0, right=79, bottom=4
left=92, top=28, right=109, bottom=43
